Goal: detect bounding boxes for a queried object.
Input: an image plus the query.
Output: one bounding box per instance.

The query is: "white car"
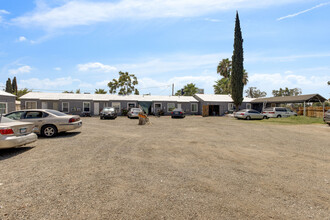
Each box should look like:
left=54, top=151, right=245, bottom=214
left=262, top=107, right=298, bottom=118
left=0, top=116, right=37, bottom=149
left=5, top=109, right=82, bottom=137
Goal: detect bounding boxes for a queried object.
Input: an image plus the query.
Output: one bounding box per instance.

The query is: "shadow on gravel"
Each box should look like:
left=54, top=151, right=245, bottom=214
left=39, top=131, right=81, bottom=139
left=0, top=147, right=34, bottom=161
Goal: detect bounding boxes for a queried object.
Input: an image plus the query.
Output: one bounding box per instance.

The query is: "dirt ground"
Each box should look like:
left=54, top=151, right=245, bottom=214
left=0, top=116, right=329, bottom=219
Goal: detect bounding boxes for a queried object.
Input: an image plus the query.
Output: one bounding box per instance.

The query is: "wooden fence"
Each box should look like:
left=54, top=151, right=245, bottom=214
left=297, top=107, right=330, bottom=118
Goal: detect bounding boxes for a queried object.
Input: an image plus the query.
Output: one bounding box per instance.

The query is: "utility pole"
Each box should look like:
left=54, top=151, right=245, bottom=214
left=172, top=83, right=174, bottom=96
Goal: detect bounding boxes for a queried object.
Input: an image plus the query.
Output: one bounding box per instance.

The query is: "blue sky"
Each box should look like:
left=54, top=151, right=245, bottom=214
left=0, top=0, right=329, bottom=98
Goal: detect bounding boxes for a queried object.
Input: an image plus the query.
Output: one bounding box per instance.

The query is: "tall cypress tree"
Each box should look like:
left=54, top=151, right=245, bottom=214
left=12, top=77, right=18, bottom=95
left=5, top=78, right=13, bottom=93
left=231, top=11, right=244, bottom=111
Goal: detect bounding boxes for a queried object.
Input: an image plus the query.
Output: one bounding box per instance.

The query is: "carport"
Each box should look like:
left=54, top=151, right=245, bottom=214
left=251, top=94, right=327, bottom=116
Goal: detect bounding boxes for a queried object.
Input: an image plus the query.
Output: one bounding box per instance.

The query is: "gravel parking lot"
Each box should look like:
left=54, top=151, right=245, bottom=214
left=0, top=116, right=329, bottom=219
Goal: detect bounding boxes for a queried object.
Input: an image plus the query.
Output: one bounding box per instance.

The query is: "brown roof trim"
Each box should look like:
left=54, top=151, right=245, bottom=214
left=251, top=94, right=326, bottom=103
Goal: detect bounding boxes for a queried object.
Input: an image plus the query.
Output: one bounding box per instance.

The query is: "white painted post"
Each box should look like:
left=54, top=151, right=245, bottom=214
left=303, top=101, right=306, bottom=116
left=323, top=102, right=325, bottom=118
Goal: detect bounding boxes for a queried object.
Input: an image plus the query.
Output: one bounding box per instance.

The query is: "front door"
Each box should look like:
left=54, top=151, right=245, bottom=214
left=94, top=102, right=100, bottom=115
left=177, top=103, right=182, bottom=109
left=202, top=105, right=209, bottom=117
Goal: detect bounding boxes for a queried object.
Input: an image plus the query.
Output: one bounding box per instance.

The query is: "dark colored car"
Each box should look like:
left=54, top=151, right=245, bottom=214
left=100, top=107, right=117, bottom=120
left=171, top=108, right=185, bottom=118
left=324, top=109, right=330, bottom=126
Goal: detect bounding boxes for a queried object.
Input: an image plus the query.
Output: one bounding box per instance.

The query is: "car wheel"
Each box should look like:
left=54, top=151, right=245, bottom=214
left=246, top=116, right=251, bottom=120
left=100, top=116, right=103, bottom=120
left=277, top=115, right=282, bottom=118
left=263, top=116, right=268, bottom=119
left=42, top=125, right=57, bottom=137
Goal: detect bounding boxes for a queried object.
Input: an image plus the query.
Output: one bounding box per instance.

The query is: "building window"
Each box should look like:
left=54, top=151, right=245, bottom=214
left=127, top=102, right=136, bottom=109
left=167, top=103, right=175, bottom=112
left=83, top=102, right=91, bottom=112
left=246, top=103, right=251, bottom=109
left=62, top=102, right=69, bottom=113
left=228, top=103, right=234, bottom=111
left=112, top=102, right=121, bottom=113
left=191, top=103, right=198, bottom=112
left=0, top=102, right=7, bottom=114
left=154, top=103, right=162, bottom=108
left=26, top=101, right=37, bottom=109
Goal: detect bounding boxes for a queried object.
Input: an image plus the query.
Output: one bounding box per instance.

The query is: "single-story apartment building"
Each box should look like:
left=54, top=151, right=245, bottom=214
left=0, top=90, right=16, bottom=114
left=194, top=94, right=255, bottom=116
left=19, top=92, right=200, bottom=116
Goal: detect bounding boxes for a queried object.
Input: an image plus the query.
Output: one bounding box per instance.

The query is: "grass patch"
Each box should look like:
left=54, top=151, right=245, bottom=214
left=256, top=116, right=325, bottom=125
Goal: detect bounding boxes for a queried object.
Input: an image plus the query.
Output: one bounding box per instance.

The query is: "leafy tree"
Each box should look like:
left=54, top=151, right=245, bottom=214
left=272, top=87, right=302, bottom=97
left=5, top=78, right=12, bottom=93
left=63, top=90, right=74, bottom=93
left=213, top=78, right=231, bottom=94
left=175, top=83, right=199, bottom=96
left=12, top=77, right=18, bottom=95
left=214, top=58, right=248, bottom=95
left=217, top=58, right=232, bottom=78
left=95, top=89, right=107, bottom=94
left=231, top=11, right=244, bottom=110
left=108, top=71, right=139, bottom=95
left=328, top=81, right=330, bottom=85
left=76, top=89, right=81, bottom=94
left=17, top=88, right=32, bottom=99
left=245, top=87, right=267, bottom=98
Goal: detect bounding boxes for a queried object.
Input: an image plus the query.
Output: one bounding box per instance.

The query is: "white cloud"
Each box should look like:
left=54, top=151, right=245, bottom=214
left=204, top=18, right=222, bottom=22
left=0, top=9, right=10, bottom=23
left=54, top=67, right=61, bottom=71
left=245, top=52, right=330, bottom=63
left=18, top=36, right=27, bottom=42
left=13, top=0, right=302, bottom=30
left=19, top=77, right=80, bottom=89
left=248, top=72, right=330, bottom=96
left=277, top=2, right=330, bottom=21
left=9, top=65, right=32, bottom=75
left=77, top=62, right=117, bottom=72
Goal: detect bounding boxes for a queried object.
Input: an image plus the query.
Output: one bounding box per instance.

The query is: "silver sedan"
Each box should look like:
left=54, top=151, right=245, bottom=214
left=234, top=109, right=268, bottom=120
left=5, top=109, right=82, bottom=137
left=0, top=116, right=37, bottom=149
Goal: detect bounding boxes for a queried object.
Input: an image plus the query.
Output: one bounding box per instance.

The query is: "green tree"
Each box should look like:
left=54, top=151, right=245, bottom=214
left=12, top=77, right=18, bottom=95
left=272, top=87, right=302, bottom=97
left=75, top=89, right=81, bottom=94
left=95, top=89, right=107, bottom=94
left=16, top=88, right=32, bottom=99
left=328, top=81, right=330, bottom=85
left=245, top=87, right=267, bottom=98
left=63, top=90, right=74, bottom=93
left=213, top=78, right=231, bottom=94
left=108, top=71, right=139, bottom=95
left=175, top=83, right=199, bottom=96
left=231, top=11, right=244, bottom=110
left=5, top=78, right=12, bottom=93
left=214, top=58, right=248, bottom=95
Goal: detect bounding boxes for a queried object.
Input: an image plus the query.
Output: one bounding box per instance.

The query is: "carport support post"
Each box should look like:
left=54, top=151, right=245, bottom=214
left=323, top=102, right=325, bottom=118
left=303, top=101, right=306, bottom=116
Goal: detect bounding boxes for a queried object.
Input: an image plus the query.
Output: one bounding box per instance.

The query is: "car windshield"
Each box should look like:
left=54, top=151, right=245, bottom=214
left=103, top=108, right=115, bottom=112
left=46, top=109, right=68, bottom=116
left=132, top=109, right=141, bottom=112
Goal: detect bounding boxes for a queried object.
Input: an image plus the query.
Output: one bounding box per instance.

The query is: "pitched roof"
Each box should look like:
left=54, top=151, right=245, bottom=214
left=194, top=94, right=255, bottom=102
left=251, top=94, right=326, bottom=103
left=0, top=90, right=15, bottom=97
left=19, top=92, right=198, bottom=102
